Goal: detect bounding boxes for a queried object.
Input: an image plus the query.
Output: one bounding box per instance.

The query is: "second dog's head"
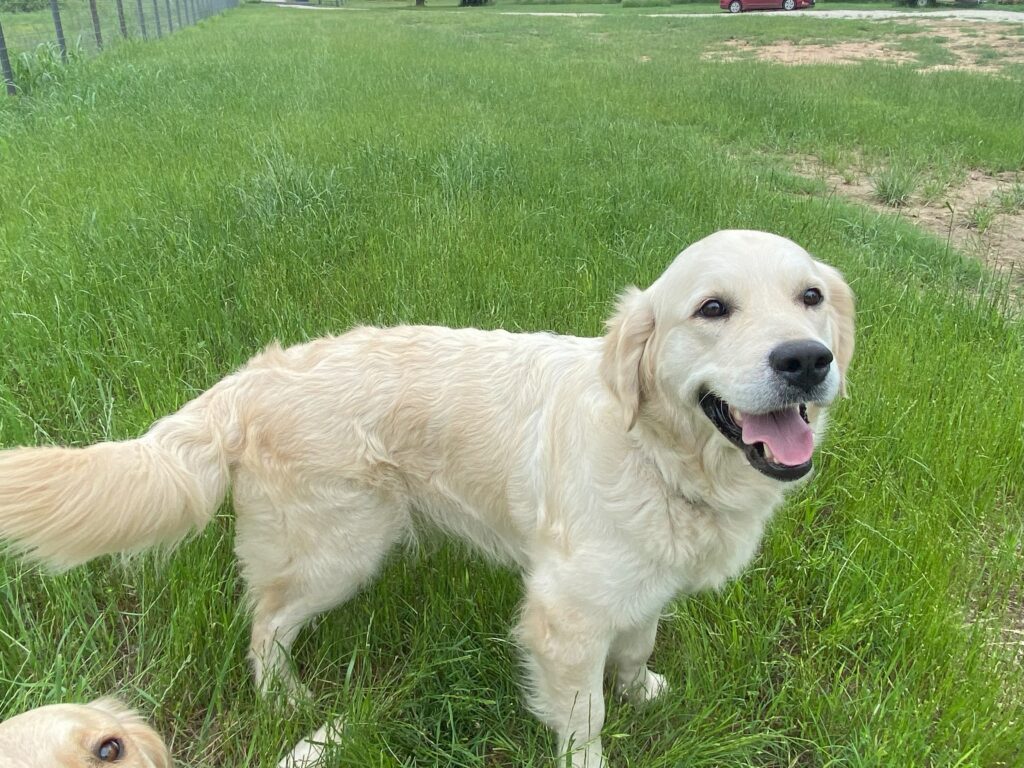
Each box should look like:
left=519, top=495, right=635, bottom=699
left=0, top=698, right=171, bottom=768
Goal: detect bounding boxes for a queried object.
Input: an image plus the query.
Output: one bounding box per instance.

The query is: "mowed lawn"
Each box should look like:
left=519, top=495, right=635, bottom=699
left=0, top=5, right=1022, bottom=766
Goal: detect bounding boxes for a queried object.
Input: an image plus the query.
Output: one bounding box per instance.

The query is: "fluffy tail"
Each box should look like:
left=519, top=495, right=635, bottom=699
left=0, top=386, right=235, bottom=570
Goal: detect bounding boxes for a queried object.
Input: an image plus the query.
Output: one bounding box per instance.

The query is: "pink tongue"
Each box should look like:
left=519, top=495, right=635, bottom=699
left=740, top=408, right=814, bottom=466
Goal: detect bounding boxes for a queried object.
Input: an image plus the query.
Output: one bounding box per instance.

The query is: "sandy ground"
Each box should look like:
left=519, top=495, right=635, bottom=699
left=702, top=18, right=1024, bottom=72
left=792, top=156, right=1024, bottom=288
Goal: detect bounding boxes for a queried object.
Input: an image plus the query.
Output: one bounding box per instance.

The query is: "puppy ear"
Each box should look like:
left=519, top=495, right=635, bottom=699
left=601, top=287, right=655, bottom=430
left=818, top=262, right=855, bottom=397
left=89, top=699, right=173, bottom=768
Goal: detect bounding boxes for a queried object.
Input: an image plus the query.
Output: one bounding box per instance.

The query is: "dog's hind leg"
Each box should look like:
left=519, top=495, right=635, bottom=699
left=233, top=478, right=409, bottom=697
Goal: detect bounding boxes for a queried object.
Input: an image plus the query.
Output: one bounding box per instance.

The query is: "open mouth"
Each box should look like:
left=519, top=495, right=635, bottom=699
left=698, top=390, right=814, bottom=482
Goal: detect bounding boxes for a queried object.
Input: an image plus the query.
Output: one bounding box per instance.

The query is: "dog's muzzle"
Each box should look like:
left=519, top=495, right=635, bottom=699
left=699, top=390, right=814, bottom=482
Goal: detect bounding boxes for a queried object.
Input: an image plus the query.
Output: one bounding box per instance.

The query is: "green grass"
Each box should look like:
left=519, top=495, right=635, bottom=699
left=871, top=165, right=920, bottom=207
left=1, top=6, right=1023, bottom=767
left=996, top=182, right=1024, bottom=213
left=967, top=201, right=997, bottom=232
left=0, top=0, right=231, bottom=68
left=621, top=0, right=673, bottom=8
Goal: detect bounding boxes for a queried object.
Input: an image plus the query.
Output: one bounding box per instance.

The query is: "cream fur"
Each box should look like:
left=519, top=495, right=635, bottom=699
left=0, top=699, right=171, bottom=768
left=0, top=230, right=854, bottom=766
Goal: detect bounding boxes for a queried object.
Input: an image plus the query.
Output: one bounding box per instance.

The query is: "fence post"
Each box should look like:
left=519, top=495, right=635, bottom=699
left=49, top=0, right=68, bottom=63
left=174, top=0, right=183, bottom=28
left=164, top=0, right=174, bottom=31
left=151, top=0, right=163, bottom=37
left=136, top=0, right=149, bottom=38
left=88, top=0, right=104, bottom=50
left=115, top=0, right=128, bottom=37
left=183, top=0, right=191, bottom=26
left=0, top=19, right=16, bottom=96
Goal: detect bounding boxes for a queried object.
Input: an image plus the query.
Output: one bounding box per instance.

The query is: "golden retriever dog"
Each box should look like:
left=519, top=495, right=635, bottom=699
left=0, top=230, right=854, bottom=766
left=0, top=699, right=171, bottom=768
left=0, top=698, right=331, bottom=767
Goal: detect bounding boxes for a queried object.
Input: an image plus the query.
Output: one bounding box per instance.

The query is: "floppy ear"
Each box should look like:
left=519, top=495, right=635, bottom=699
left=818, top=262, right=855, bottom=397
left=601, top=287, right=655, bottom=430
left=89, top=698, right=173, bottom=768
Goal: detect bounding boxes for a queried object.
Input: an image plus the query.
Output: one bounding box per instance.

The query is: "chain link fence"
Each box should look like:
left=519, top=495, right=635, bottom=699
left=0, top=0, right=239, bottom=95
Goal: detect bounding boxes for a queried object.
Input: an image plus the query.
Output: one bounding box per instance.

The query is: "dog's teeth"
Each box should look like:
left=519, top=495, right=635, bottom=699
left=763, top=444, right=774, bottom=462
left=731, top=408, right=743, bottom=426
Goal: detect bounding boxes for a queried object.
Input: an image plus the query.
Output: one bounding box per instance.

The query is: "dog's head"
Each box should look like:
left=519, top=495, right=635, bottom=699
left=0, top=698, right=171, bottom=768
left=602, top=230, right=855, bottom=482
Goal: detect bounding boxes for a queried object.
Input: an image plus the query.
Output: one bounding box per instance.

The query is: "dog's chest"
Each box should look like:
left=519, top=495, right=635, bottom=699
left=659, top=492, right=778, bottom=594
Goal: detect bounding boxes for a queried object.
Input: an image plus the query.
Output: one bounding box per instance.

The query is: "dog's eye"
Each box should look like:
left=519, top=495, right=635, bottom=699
left=96, top=737, right=123, bottom=762
left=697, top=299, right=728, bottom=319
left=802, top=288, right=823, bottom=307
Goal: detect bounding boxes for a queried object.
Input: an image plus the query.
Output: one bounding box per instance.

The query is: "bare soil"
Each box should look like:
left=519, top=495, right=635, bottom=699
left=706, top=38, right=916, bottom=66
left=791, top=155, right=1024, bottom=287
left=703, top=19, right=1024, bottom=74
left=916, top=20, right=1024, bottom=74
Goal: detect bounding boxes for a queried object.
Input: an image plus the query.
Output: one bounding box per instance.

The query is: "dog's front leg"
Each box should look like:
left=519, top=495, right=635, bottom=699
left=517, top=593, right=610, bottom=767
left=608, top=616, right=669, bottom=704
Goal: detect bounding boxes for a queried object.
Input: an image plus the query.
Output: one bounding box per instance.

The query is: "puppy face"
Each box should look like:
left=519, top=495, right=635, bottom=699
left=0, top=698, right=171, bottom=768
left=603, top=230, right=855, bottom=481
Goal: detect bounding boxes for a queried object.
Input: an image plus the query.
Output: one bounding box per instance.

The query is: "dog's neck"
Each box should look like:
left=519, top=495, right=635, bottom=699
left=632, top=399, right=789, bottom=518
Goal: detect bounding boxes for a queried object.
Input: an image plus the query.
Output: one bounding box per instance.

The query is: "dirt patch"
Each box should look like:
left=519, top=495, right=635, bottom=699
left=707, top=38, right=915, bottom=66
left=792, top=155, right=1024, bottom=287
left=703, top=20, right=1024, bottom=74
left=915, top=20, right=1024, bottom=74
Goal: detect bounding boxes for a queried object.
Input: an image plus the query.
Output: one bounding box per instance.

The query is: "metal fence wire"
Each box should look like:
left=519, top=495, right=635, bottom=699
left=0, top=0, right=239, bottom=95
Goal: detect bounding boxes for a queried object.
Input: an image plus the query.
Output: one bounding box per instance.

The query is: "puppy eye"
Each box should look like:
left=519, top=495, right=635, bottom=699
left=96, top=738, right=123, bottom=762
left=697, top=299, right=728, bottom=319
left=802, top=288, right=823, bottom=307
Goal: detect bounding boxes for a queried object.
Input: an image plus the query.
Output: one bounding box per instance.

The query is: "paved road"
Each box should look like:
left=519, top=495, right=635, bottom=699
left=500, top=8, right=1024, bottom=22
left=267, top=1, right=1024, bottom=23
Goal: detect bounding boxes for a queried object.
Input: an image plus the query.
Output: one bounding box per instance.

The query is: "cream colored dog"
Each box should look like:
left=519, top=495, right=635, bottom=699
left=0, top=230, right=854, bottom=766
left=0, top=699, right=340, bottom=767
left=0, top=699, right=171, bottom=768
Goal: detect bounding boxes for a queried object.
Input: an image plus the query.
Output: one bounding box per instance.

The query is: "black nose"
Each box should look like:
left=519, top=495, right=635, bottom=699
left=769, top=340, right=833, bottom=391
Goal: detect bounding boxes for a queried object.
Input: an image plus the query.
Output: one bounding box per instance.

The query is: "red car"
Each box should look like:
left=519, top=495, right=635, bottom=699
left=721, top=0, right=814, bottom=11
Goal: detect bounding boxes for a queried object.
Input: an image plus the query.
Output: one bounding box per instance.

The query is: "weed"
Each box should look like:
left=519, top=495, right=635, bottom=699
left=872, top=166, right=919, bottom=207
left=968, top=202, right=997, bottom=233
left=996, top=183, right=1024, bottom=214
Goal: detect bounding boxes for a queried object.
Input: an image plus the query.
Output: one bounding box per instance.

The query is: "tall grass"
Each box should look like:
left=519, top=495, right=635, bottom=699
left=0, top=7, right=1022, bottom=766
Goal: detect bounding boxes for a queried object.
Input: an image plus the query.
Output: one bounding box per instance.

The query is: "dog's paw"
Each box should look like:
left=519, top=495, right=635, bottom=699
left=278, top=718, right=346, bottom=768
left=617, top=668, right=668, bottom=705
